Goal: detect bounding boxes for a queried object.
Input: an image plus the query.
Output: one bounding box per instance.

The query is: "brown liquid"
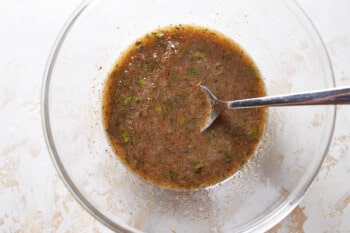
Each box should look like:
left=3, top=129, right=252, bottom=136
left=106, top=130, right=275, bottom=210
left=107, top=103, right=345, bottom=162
left=102, top=25, right=266, bottom=189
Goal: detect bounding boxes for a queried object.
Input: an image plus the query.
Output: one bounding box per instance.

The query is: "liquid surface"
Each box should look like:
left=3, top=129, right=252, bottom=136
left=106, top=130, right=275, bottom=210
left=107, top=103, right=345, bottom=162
left=102, top=25, right=266, bottom=189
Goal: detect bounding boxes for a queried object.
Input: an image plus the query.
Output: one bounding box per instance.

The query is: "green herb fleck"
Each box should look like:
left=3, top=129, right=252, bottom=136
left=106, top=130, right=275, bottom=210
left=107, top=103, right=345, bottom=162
left=248, top=126, right=259, bottom=140
left=194, top=51, right=205, bottom=58
left=147, top=64, right=156, bottom=71
left=155, top=106, right=162, bottom=113
left=134, top=97, right=144, bottom=104
left=138, top=77, right=147, bottom=85
left=123, top=95, right=132, bottom=105
left=186, top=122, right=194, bottom=133
left=187, top=66, right=197, bottom=75
left=177, top=116, right=186, bottom=125
left=251, top=126, right=258, bottom=134
left=191, top=161, right=204, bottom=173
left=121, top=131, right=129, bottom=143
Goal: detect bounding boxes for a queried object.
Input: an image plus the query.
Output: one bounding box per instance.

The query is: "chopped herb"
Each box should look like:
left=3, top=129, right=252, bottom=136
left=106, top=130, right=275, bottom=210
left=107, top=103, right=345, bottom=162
left=194, top=51, right=205, bottom=58
left=121, top=131, right=129, bottom=143
left=191, top=161, right=204, bottom=173
left=135, top=41, right=142, bottom=46
left=187, top=66, right=197, bottom=75
left=155, top=106, right=162, bottom=113
left=123, top=95, right=132, bottom=105
left=138, top=77, right=147, bottom=85
left=186, top=122, right=194, bottom=133
left=147, top=64, right=156, bottom=71
left=251, top=126, right=258, bottom=134
left=177, top=116, right=186, bottom=125
left=248, top=126, right=259, bottom=140
left=135, top=97, right=145, bottom=104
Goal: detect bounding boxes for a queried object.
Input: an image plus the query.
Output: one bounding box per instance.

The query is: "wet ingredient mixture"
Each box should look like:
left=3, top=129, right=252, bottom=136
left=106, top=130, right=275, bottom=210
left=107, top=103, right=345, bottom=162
left=102, top=25, right=266, bottom=189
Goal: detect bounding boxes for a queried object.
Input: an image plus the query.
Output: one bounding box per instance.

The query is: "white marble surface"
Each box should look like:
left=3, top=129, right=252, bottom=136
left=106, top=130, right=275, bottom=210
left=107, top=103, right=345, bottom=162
left=0, top=0, right=349, bottom=232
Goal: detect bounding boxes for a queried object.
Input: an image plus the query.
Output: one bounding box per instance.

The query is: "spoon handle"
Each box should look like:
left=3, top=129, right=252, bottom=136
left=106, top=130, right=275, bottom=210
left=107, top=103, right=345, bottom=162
left=228, top=86, right=350, bottom=109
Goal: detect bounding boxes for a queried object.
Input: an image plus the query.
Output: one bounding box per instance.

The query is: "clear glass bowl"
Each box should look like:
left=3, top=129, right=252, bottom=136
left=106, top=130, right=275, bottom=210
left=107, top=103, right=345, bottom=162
left=42, top=0, right=335, bottom=232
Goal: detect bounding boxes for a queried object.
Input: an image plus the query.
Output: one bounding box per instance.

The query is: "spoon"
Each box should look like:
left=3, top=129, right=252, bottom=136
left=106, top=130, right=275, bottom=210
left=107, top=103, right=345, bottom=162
left=200, top=85, right=350, bottom=132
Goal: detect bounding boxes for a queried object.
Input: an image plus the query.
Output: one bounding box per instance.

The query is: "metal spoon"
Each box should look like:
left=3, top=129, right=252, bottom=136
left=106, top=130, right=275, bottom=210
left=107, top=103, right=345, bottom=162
left=200, top=85, right=350, bottom=132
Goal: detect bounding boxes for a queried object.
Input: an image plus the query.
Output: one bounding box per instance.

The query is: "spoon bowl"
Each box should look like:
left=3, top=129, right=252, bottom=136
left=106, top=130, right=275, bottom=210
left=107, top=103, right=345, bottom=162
left=201, top=85, right=350, bottom=132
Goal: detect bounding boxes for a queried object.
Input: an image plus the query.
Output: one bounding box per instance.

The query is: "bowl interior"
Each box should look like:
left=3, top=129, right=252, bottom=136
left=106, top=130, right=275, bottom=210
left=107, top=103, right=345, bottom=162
left=43, top=0, right=335, bottom=232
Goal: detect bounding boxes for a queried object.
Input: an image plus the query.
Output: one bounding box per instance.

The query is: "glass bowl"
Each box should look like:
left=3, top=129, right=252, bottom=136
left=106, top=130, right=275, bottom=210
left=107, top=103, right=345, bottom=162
left=42, top=0, right=335, bottom=232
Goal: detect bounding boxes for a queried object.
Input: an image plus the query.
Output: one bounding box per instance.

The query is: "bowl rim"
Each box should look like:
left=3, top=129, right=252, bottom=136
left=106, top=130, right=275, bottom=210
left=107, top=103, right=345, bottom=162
left=41, top=0, right=336, bottom=232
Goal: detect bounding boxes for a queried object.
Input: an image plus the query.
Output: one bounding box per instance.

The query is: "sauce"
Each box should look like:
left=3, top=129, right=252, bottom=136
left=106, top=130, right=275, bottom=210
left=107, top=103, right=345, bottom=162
left=102, top=25, right=266, bottom=189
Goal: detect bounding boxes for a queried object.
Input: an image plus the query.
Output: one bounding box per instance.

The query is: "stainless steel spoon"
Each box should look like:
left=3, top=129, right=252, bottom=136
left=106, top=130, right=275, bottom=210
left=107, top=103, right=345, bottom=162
left=200, top=85, right=350, bottom=132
